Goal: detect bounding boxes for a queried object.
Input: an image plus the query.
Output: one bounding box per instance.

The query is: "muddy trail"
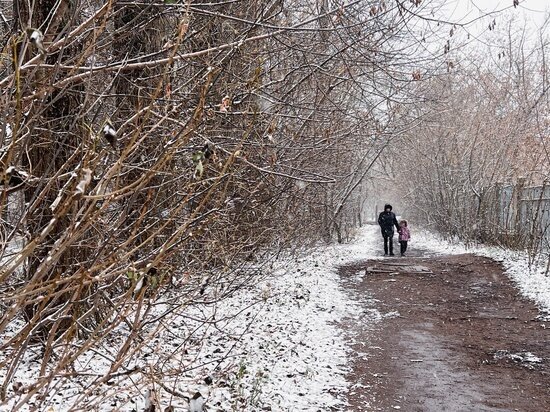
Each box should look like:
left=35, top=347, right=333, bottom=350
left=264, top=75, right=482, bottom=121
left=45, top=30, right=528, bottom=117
left=338, top=252, right=550, bottom=412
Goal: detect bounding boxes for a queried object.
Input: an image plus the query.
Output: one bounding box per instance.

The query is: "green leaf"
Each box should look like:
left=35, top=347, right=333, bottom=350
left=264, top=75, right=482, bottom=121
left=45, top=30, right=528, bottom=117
left=237, top=362, right=247, bottom=378
left=192, top=151, right=205, bottom=163
left=195, top=160, right=204, bottom=178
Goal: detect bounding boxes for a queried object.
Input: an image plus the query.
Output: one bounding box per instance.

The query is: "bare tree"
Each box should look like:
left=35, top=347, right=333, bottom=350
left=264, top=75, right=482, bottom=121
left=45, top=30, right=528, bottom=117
left=389, top=14, right=550, bottom=253
left=0, top=0, right=448, bottom=409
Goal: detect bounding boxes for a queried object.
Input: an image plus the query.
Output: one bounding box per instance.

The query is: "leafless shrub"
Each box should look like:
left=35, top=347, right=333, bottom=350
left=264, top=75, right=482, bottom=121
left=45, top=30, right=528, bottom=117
left=0, top=0, right=440, bottom=409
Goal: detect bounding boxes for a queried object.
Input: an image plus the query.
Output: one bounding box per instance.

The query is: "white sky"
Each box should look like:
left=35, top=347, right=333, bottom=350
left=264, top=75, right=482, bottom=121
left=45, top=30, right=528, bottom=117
left=439, top=0, right=549, bottom=27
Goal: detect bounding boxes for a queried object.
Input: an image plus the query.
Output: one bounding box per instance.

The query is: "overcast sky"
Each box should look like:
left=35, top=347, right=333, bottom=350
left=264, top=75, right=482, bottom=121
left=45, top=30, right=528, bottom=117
left=439, top=0, right=548, bottom=27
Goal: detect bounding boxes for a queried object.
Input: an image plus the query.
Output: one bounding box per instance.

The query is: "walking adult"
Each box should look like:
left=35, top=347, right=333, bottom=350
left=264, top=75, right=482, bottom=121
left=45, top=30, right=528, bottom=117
left=378, top=204, right=400, bottom=256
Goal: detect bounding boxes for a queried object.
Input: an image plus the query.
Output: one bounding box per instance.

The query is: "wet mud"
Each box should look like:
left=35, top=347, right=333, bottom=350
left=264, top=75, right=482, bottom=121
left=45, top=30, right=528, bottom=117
left=338, top=253, right=550, bottom=411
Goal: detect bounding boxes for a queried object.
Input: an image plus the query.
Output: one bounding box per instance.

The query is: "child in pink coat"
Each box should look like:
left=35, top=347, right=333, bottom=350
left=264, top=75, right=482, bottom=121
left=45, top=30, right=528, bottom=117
left=398, top=220, right=411, bottom=256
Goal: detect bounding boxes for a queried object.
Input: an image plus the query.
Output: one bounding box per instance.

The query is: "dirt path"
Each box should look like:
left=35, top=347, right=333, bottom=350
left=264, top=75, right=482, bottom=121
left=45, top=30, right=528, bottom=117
left=338, top=252, right=550, bottom=411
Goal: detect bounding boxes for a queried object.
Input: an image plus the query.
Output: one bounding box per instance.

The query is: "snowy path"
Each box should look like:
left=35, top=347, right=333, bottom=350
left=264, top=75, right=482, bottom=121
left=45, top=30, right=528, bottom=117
left=1, top=225, right=549, bottom=411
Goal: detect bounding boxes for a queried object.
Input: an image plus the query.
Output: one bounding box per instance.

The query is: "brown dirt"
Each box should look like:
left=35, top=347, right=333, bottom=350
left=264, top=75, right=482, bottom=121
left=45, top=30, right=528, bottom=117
left=338, top=253, right=550, bottom=412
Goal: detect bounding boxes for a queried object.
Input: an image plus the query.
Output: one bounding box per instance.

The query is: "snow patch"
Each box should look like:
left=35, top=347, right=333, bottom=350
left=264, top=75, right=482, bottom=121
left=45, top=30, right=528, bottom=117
left=0, top=226, right=383, bottom=411
left=493, top=350, right=543, bottom=369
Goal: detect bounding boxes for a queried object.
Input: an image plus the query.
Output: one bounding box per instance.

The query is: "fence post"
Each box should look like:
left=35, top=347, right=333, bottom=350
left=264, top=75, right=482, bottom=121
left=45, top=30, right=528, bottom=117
left=495, top=182, right=502, bottom=237
left=538, top=181, right=550, bottom=254
left=514, top=177, right=526, bottom=237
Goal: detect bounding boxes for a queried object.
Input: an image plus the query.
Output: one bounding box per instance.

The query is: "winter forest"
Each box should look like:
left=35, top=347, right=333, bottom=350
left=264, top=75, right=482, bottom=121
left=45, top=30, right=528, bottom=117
left=1, top=0, right=550, bottom=411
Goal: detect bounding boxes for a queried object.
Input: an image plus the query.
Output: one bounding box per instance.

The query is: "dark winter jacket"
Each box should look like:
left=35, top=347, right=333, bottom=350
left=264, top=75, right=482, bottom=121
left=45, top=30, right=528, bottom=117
left=378, top=209, right=399, bottom=237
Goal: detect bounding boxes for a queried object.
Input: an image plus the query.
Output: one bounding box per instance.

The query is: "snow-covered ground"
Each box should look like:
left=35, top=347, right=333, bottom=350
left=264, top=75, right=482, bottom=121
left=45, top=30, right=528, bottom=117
left=2, top=224, right=549, bottom=411
left=0, top=226, right=380, bottom=412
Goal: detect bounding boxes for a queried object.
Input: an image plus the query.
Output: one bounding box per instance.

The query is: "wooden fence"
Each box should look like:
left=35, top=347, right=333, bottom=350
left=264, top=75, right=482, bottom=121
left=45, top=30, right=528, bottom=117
left=494, top=180, right=550, bottom=254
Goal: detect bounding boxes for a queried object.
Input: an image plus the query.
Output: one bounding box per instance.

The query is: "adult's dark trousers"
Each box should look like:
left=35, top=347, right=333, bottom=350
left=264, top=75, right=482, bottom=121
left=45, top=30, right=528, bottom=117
left=383, top=234, right=394, bottom=255
left=400, top=240, right=408, bottom=255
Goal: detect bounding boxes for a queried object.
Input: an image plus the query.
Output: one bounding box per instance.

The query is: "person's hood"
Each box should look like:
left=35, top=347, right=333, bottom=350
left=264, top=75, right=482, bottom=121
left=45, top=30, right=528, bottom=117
left=384, top=204, right=392, bottom=211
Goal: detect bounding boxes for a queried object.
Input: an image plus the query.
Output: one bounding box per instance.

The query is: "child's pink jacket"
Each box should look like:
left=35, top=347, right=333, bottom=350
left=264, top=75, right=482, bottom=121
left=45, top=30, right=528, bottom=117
left=398, top=226, right=410, bottom=241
